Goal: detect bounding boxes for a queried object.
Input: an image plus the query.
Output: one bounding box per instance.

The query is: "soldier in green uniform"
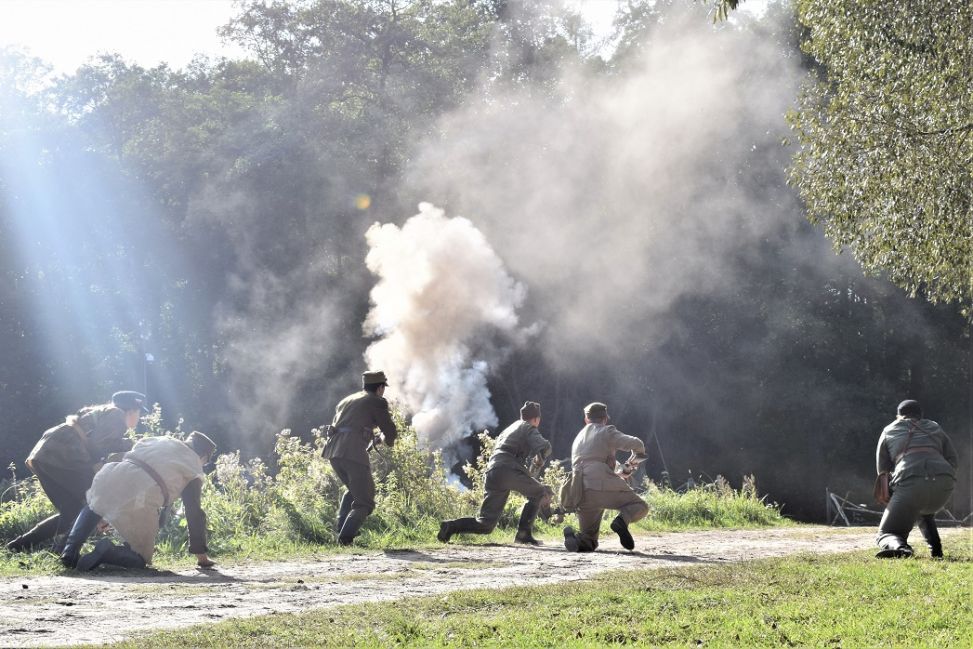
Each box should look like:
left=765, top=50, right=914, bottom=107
left=5, top=391, right=146, bottom=553
left=322, top=370, right=398, bottom=546
left=437, top=401, right=553, bottom=545
left=563, top=402, right=648, bottom=553
left=875, top=400, right=958, bottom=558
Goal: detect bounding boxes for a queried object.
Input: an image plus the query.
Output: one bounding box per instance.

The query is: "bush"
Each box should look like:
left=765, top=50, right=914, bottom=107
left=1, top=412, right=789, bottom=566
left=638, top=474, right=789, bottom=529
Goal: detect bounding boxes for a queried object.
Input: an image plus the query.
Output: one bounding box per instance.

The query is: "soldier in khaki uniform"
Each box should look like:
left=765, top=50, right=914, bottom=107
left=322, top=370, right=398, bottom=545
left=59, top=431, right=217, bottom=570
left=5, top=391, right=146, bottom=552
left=437, top=401, right=553, bottom=545
left=875, top=400, right=958, bottom=558
left=563, top=402, right=648, bottom=552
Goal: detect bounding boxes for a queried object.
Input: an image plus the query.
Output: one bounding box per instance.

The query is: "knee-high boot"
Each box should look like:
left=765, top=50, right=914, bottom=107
left=515, top=500, right=541, bottom=545
left=59, top=507, right=102, bottom=569
left=77, top=539, right=146, bottom=571
left=918, top=514, right=943, bottom=558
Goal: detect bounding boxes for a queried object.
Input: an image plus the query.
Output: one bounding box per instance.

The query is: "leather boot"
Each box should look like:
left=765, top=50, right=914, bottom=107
left=515, top=500, right=541, bottom=545
left=78, top=540, right=147, bottom=571
left=60, top=507, right=102, bottom=569
left=876, top=536, right=913, bottom=559
left=611, top=515, right=635, bottom=550
left=100, top=542, right=147, bottom=569
left=918, top=515, right=943, bottom=558
left=437, top=521, right=454, bottom=543
left=335, top=492, right=353, bottom=535
left=563, top=526, right=579, bottom=552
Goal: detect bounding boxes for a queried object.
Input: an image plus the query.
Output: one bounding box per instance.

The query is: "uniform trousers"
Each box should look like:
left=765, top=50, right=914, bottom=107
left=575, top=488, right=648, bottom=552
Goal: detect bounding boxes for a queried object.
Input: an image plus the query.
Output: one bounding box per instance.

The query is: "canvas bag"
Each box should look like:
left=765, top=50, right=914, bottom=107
left=558, top=467, right=585, bottom=513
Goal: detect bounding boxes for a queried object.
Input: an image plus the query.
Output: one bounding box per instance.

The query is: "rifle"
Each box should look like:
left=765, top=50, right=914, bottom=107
left=615, top=450, right=648, bottom=481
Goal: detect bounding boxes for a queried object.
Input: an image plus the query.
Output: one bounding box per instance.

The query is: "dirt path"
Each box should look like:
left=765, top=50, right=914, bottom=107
left=0, top=526, right=933, bottom=647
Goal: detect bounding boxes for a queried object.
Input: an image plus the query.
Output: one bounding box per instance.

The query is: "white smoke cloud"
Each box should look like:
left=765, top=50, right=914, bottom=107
left=407, top=5, right=805, bottom=366
left=363, top=202, right=529, bottom=448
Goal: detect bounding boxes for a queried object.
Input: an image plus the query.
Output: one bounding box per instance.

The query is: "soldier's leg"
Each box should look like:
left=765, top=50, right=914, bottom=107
left=336, top=491, right=353, bottom=534
left=334, top=460, right=376, bottom=544
left=876, top=479, right=919, bottom=557
left=59, top=506, right=102, bottom=568
left=7, top=464, right=91, bottom=551
left=917, top=515, right=942, bottom=558
left=603, top=490, right=648, bottom=551
left=450, top=489, right=510, bottom=535
left=915, top=475, right=954, bottom=558
left=511, top=474, right=553, bottom=545
left=329, top=459, right=355, bottom=534
left=575, top=504, right=605, bottom=552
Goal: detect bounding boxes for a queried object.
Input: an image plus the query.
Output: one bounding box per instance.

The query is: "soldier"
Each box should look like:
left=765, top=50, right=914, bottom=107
left=59, top=431, right=217, bottom=570
left=322, top=370, right=398, bottom=546
left=875, top=399, right=958, bottom=558
left=5, top=391, right=146, bottom=553
left=438, top=401, right=553, bottom=546
left=563, top=402, right=648, bottom=552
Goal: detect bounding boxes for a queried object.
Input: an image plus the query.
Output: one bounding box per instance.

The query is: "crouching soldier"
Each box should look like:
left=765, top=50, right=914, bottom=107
left=59, top=432, right=217, bottom=570
left=875, top=400, right=958, bottom=558
left=563, top=402, right=648, bottom=552
left=5, top=391, right=145, bottom=553
left=438, top=401, right=553, bottom=546
left=322, top=370, right=398, bottom=546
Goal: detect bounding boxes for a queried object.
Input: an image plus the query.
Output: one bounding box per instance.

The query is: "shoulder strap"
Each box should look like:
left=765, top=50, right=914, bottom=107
left=125, top=456, right=171, bottom=506
left=893, top=420, right=920, bottom=465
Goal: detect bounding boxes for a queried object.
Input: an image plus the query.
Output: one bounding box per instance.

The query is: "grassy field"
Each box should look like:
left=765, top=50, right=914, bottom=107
left=94, top=536, right=972, bottom=648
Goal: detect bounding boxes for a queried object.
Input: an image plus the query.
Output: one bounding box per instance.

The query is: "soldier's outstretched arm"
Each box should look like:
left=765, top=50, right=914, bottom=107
left=611, top=427, right=647, bottom=455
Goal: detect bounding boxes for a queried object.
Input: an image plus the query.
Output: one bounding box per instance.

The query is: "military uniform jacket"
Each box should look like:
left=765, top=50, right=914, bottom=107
left=876, top=418, right=958, bottom=485
left=487, top=420, right=551, bottom=473
left=571, top=423, right=646, bottom=492
left=322, top=391, right=397, bottom=466
left=27, top=405, right=133, bottom=471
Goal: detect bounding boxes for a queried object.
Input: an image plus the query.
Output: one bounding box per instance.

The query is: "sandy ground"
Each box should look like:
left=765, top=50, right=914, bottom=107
left=0, top=526, right=951, bottom=647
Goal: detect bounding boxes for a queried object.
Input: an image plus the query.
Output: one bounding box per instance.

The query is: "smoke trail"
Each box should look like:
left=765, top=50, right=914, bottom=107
left=363, top=202, right=529, bottom=448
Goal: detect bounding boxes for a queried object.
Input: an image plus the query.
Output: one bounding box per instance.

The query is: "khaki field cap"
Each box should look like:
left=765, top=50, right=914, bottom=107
left=362, top=370, right=389, bottom=387
left=584, top=402, right=608, bottom=418
left=520, top=401, right=541, bottom=420
left=187, top=431, right=217, bottom=459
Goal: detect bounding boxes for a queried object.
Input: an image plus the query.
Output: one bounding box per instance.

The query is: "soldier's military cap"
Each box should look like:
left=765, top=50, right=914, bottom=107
left=362, top=370, right=389, bottom=387
left=520, top=401, right=541, bottom=420
left=583, top=402, right=608, bottom=418
left=112, top=390, right=150, bottom=413
left=897, top=399, right=922, bottom=418
left=187, top=431, right=217, bottom=459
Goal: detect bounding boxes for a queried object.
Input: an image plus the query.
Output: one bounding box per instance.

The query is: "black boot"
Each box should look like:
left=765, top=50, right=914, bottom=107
left=60, top=507, right=102, bottom=569
left=876, top=536, right=913, bottom=559
left=918, top=515, right=943, bottom=558
left=611, top=515, right=635, bottom=550
left=101, top=543, right=147, bottom=569
left=78, top=539, right=146, bottom=571
left=437, top=521, right=454, bottom=543
left=335, top=492, right=353, bottom=535
left=563, top=526, right=579, bottom=552
left=515, top=500, right=541, bottom=545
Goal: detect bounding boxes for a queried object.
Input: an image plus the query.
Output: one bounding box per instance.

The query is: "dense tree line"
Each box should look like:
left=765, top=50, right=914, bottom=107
left=0, top=0, right=968, bottom=520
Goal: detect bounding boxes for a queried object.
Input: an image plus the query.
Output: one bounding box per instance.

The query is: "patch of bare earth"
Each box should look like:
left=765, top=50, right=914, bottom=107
left=0, top=526, right=931, bottom=647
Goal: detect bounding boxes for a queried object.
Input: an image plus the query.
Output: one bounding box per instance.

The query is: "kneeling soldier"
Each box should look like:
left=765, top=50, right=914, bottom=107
left=563, top=402, right=648, bottom=552
left=438, top=401, right=553, bottom=545
left=60, top=432, right=217, bottom=570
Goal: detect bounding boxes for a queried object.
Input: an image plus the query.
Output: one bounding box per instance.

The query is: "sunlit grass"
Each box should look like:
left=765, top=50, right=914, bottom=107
left=97, top=537, right=972, bottom=648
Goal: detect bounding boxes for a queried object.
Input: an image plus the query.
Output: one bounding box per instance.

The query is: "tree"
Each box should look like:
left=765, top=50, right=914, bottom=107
left=789, top=1, right=973, bottom=312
